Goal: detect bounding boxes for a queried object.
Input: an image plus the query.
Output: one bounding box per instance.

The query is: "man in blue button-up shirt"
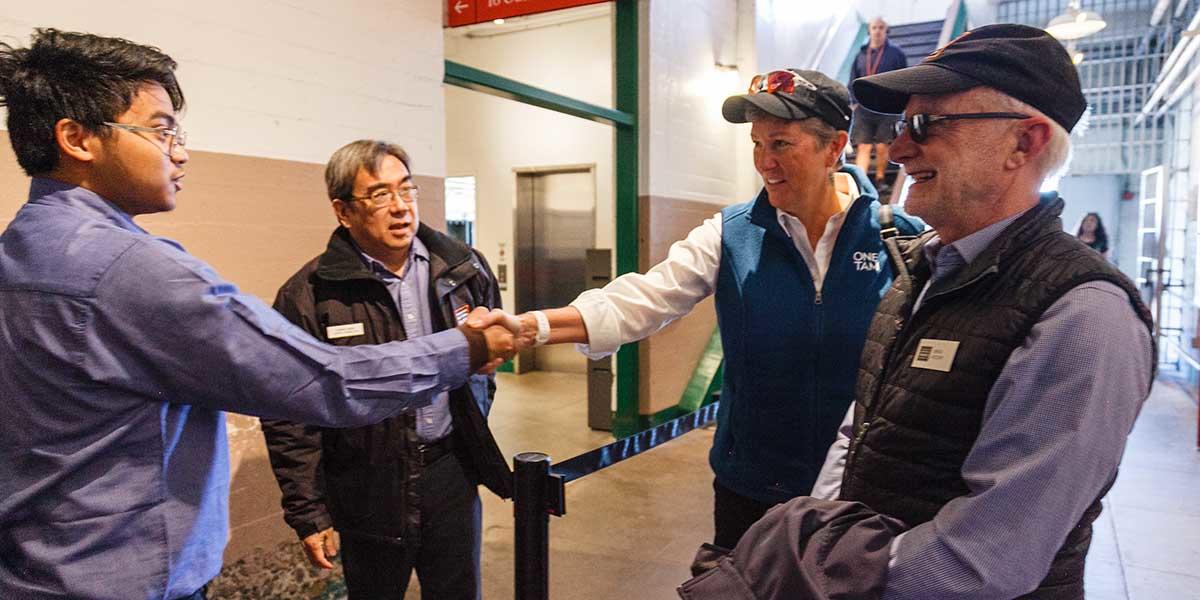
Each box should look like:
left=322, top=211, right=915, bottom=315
left=0, top=29, right=516, bottom=600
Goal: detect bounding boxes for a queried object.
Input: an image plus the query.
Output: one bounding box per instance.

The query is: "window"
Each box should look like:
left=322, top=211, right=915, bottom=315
left=445, top=176, right=477, bottom=246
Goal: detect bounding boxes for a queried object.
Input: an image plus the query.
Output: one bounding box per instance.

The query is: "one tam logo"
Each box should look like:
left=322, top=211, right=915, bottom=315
left=853, top=251, right=881, bottom=272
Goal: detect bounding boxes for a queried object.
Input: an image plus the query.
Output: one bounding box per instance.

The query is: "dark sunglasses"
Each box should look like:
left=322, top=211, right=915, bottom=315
left=748, top=69, right=849, bottom=123
left=893, top=112, right=1031, bottom=143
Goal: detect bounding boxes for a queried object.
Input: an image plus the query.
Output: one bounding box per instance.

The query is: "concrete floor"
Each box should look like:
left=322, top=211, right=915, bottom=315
left=1084, top=376, right=1200, bottom=599
left=405, top=371, right=1200, bottom=600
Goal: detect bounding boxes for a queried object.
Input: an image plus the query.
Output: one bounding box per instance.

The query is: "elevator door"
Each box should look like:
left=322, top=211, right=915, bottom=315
left=515, top=168, right=596, bottom=373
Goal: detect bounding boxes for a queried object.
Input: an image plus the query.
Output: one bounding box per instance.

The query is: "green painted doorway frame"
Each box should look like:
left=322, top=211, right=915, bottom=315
left=442, top=0, right=642, bottom=437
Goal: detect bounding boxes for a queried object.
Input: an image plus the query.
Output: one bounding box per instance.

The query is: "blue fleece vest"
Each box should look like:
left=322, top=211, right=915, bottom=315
left=710, top=167, right=920, bottom=504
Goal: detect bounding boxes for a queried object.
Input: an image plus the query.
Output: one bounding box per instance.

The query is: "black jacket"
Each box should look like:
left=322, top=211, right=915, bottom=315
left=843, top=196, right=1153, bottom=599
left=261, top=225, right=512, bottom=541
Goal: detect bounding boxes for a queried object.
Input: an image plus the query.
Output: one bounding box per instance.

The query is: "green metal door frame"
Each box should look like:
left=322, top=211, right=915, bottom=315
left=611, top=0, right=639, bottom=437
left=442, top=1, right=642, bottom=437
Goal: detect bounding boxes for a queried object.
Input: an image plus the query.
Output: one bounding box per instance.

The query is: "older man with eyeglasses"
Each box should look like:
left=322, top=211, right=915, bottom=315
left=260, top=140, right=511, bottom=600
left=678, top=25, right=1154, bottom=600
left=478, top=68, right=923, bottom=559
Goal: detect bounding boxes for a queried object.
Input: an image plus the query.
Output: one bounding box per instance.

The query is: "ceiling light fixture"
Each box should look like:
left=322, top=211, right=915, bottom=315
left=1046, top=1, right=1107, bottom=40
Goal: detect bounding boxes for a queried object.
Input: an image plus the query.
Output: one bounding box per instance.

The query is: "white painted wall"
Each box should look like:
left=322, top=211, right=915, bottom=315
left=0, top=0, right=446, bottom=172
left=855, top=0, right=954, bottom=26
left=445, top=11, right=614, bottom=310
left=641, top=0, right=755, bottom=203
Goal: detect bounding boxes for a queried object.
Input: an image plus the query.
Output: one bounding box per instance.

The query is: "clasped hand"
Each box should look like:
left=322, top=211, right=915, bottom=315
left=462, top=307, right=533, bottom=373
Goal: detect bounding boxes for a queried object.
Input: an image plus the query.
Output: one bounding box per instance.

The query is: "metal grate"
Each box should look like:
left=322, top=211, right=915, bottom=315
left=993, top=0, right=1190, bottom=176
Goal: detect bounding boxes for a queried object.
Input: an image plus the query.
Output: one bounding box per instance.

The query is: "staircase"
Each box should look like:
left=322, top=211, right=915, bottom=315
left=848, top=19, right=946, bottom=199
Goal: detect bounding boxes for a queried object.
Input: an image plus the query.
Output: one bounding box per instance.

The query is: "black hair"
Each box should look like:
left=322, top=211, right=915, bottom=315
left=0, top=28, right=185, bottom=175
left=1076, top=212, right=1108, bottom=250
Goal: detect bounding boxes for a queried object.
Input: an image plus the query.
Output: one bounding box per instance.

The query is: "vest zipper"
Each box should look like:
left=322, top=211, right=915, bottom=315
left=845, top=420, right=871, bottom=474
left=814, top=290, right=822, bottom=305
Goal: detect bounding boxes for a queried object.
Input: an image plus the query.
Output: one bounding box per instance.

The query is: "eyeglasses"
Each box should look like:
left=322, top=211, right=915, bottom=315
left=349, top=185, right=421, bottom=209
left=892, top=112, right=1031, bottom=143
left=102, top=122, right=187, bottom=157
left=747, top=69, right=849, bottom=123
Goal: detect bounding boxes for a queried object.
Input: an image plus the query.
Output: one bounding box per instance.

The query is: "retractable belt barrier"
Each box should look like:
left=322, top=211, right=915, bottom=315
left=512, top=401, right=720, bottom=600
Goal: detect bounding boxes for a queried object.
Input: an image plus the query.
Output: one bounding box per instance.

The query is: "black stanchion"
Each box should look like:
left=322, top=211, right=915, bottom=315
left=514, top=452, right=551, bottom=600
left=511, top=401, right=719, bottom=599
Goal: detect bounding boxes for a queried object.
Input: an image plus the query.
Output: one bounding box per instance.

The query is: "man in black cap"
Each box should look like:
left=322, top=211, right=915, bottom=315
left=679, top=25, right=1154, bottom=600
left=479, top=68, right=920, bottom=554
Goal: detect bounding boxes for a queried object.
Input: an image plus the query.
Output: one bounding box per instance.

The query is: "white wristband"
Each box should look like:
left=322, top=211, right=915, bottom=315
left=531, top=310, right=551, bottom=347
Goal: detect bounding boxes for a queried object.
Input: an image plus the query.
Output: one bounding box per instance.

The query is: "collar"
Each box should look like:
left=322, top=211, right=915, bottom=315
left=316, top=224, right=473, bottom=282
left=915, top=194, right=1065, bottom=294
left=862, top=40, right=896, bottom=52
left=923, top=207, right=1029, bottom=270
left=751, top=165, right=878, bottom=240
left=28, top=177, right=147, bottom=234
left=353, top=235, right=429, bottom=279
left=774, top=172, right=860, bottom=235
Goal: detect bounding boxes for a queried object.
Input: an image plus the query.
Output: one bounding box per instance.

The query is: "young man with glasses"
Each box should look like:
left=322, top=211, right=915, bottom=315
left=479, top=68, right=922, bottom=555
left=679, top=25, right=1154, bottom=600
left=0, top=30, right=517, bottom=600
left=261, top=140, right=510, bottom=600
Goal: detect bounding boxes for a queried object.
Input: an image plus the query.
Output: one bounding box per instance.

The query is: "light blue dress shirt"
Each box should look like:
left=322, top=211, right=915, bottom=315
left=357, top=237, right=453, bottom=442
left=0, top=179, right=473, bottom=600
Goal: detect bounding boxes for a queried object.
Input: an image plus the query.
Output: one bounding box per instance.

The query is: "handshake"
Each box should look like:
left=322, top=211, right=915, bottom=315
left=460, top=307, right=542, bottom=373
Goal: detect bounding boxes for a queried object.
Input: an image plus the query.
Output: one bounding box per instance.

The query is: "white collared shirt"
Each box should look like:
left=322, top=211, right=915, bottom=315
left=571, top=173, right=860, bottom=358
left=775, top=175, right=858, bottom=296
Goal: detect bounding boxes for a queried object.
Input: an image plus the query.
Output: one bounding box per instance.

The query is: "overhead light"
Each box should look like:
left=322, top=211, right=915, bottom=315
left=1063, top=41, right=1086, bottom=64
left=493, top=18, right=505, bottom=25
left=1045, top=1, right=1107, bottom=40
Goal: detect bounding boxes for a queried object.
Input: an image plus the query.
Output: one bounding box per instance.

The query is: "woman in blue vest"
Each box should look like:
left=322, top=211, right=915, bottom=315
left=497, top=69, right=922, bottom=551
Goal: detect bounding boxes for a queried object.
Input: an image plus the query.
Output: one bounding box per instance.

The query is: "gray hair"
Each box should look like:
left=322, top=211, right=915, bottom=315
left=980, top=89, right=1074, bottom=180
left=324, top=140, right=412, bottom=201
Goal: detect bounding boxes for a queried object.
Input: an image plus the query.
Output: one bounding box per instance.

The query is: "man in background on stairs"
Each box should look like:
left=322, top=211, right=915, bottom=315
left=850, top=16, right=908, bottom=196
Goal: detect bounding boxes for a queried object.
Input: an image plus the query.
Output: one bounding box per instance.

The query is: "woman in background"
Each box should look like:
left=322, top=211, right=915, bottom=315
left=1077, top=212, right=1109, bottom=259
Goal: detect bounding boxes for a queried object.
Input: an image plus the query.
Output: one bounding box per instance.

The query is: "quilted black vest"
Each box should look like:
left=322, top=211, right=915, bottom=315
left=840, top=197, right=1154, bottom=599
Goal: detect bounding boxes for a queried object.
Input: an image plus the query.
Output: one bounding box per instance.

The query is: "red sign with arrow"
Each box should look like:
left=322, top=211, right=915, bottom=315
left=447, top=0, right=609, bottom=27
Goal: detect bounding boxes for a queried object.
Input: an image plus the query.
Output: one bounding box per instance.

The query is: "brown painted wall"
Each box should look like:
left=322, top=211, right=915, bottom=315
left=0, top=131, right=446, bottom=568
left=637, top=194, right=724, bottom=416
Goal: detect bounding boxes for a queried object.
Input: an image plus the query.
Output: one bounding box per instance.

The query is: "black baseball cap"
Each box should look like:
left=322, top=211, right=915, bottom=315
left=722, top=68, right=852, bottom=131
left=851, top=24, right=1087, bottom=132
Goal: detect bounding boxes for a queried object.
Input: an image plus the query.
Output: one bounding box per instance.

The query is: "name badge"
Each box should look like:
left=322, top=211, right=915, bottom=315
left=326, top=322, right=365, bottom=340
left=911, top=338, right=960, bottom=372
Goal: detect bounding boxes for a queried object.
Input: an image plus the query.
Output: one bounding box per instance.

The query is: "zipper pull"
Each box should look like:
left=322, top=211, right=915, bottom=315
left=853, top=421, right=871, bottom=446
left=814, top=290, right=823, bottom=305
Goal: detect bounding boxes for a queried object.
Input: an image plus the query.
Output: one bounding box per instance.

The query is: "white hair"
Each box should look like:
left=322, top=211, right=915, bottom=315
left=980, top=88, right=1075, bottom=181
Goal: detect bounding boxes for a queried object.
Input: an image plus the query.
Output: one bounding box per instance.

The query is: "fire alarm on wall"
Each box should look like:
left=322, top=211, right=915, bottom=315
left=1121, top=190, right=1135, bottom=201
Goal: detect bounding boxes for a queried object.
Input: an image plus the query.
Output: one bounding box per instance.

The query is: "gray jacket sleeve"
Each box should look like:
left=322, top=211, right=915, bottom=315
left=678, top=497, right=907, bottom=600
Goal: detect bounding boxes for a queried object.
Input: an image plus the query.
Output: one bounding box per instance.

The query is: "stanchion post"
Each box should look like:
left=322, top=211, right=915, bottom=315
left=514, top=452, right=551, bottom=600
